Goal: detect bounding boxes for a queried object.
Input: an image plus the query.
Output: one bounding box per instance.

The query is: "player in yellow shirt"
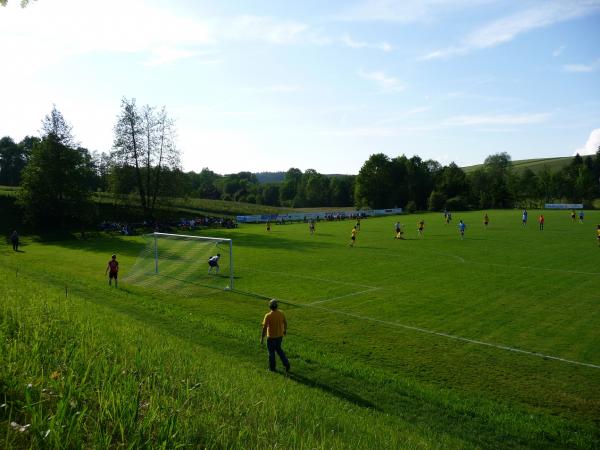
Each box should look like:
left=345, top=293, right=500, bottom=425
left=483, top=213, right=489, bottom=229
left=597, top=224, right=600, bottom=247
left=350, top=226, right=357, bottom=247
left=261, top=299, right=290, bottom=372
left=417, top=220, right=425, bottom=237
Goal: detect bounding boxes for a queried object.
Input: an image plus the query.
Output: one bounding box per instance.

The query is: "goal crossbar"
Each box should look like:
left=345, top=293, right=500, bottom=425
left=150, top=232, right=234, bottom=290
left=152, top=232, right=232, bottom=243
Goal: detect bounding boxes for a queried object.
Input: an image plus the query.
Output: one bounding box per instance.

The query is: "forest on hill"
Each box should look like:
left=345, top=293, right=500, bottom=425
left=2, top=105, right=600, bottom=230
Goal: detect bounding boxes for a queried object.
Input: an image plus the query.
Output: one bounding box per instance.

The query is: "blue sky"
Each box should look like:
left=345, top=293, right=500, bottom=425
left=1, top=0, right=599, bottom=174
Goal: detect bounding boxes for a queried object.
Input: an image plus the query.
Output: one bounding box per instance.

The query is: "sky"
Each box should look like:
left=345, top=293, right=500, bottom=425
left=1, top=0, right=599, bottom=175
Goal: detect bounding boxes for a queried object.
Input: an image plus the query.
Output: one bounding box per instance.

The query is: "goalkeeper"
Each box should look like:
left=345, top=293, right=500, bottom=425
left=207, top=253, right=221, bottom=274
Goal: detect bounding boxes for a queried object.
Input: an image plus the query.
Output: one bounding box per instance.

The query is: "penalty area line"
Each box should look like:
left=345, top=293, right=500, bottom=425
left=242, top=289, right=600, bottom=370
left=305, top=304, right=600, bottom=370
left=309, top=287, right=380, bottom=306
left=239, top=266, right=377, bottom=289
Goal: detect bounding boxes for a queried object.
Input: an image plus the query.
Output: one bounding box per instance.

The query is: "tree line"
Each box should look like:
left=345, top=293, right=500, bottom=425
left=2, top=103, right=600, bottom=229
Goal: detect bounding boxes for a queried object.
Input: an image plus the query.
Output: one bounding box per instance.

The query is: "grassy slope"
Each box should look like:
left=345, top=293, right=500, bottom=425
left=462, top=156, right=572, bottom=174
left=0, top=187, right=290, bottom=219
left=1, top=210, right=600, bottom=448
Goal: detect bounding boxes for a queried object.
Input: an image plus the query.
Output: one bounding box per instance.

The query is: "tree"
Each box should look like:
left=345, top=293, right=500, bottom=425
left=0, top=0, right=36, bottom=7
left=355, top=153, right=393, bottom=209
left=112, top=98, right=180, bottom=218
left=188, top=168, right=220, bottom=199
left=41, top=105, right=77, bottom=147
left=259, top=184, right=280, bottom=206
left=304, top=169, right=330, bottom=207
left=18, top=134, right=94, bottom=228
left=480, top=152, right=514, bottom=208
left=436, top=163, right=468, bottom=199
left=280, top=168, right=302, bottom=205
left=330, top=176, right=355, bottom=206
left=0, top=136, right=29, bottom=186
left=428, top=191, right=447, bottom=211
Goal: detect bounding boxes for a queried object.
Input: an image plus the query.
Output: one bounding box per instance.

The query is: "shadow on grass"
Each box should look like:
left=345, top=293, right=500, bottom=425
left=285, top=371, right=378, bottom=410
left=39, top=234, right=148, bottom=258
left=226, top=230, right=340, bottom=252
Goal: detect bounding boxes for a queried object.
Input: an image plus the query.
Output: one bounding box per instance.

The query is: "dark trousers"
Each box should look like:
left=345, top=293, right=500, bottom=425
left=12, top=240, right=18, bottom=251
left=267, top=337, right=289, bottom=371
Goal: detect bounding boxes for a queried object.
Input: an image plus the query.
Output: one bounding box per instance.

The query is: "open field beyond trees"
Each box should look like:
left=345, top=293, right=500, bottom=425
left=1, top=210, right=599, bottom=448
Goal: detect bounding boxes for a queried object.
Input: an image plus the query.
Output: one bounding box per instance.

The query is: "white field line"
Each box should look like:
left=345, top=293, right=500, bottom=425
left=309, top=287, right=380, bottom=306
left=240, top=266, right=376, bottom=289
left=306, top=304, right=600, bottom=370
left=472, top=261, right=600, bottom=276
left=252, top=286, right=600, bottom=370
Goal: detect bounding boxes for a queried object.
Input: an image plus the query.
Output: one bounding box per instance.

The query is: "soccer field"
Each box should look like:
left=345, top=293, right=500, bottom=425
left=2, top=209, right=599, bottom=448
left=130, top=209, right=600, bottom=437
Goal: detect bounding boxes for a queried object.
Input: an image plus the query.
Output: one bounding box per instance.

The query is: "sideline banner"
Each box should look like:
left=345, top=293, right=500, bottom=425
left=544, top=203, right=583, bottom=209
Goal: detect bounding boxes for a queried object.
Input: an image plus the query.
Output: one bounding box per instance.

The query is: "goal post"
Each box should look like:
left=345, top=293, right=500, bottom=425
left=154, top=232, right=234, bottom=289
left=125, top=232, right=234, bottom=294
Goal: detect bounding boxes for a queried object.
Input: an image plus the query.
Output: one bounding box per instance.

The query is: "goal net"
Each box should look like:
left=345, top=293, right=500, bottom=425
left=124, top=232, right=233, bottom=296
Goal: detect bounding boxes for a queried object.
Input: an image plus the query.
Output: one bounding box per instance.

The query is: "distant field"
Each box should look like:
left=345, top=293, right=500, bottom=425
left=1, top=210, right=599, bottom=448
left=462, top=156, right=573, bottom=173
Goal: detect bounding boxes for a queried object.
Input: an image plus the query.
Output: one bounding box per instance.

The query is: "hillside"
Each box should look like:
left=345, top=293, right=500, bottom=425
left=462, top=156, right=573, bottom=173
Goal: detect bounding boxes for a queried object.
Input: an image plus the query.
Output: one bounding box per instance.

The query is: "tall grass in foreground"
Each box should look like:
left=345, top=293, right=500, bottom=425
left=0, top=268, right=434, bottom=449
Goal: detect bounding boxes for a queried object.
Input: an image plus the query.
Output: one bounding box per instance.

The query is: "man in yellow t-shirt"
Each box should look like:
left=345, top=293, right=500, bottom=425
left=350, top=226, right=357, bottom=247
left=261, top=299, right=290, bottom=372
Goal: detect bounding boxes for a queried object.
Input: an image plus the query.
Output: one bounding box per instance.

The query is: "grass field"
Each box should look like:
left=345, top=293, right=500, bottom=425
left=1, top=209, right=599, bottom=448
left=462, top=156, right=573, bottom=174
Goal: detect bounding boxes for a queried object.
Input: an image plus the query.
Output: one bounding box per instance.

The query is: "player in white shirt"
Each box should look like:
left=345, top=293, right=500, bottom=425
left=208, top=253, right=221, bottom=274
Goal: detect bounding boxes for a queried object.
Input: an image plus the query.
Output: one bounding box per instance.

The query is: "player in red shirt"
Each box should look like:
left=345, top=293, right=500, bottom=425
left=105, top=254, right=119, bottom=287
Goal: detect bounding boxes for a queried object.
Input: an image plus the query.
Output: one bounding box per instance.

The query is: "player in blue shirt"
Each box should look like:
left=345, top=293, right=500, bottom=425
left=458, top=220, right=466, bottom=240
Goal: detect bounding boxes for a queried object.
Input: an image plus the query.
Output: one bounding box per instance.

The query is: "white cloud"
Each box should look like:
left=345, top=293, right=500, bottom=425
left=421, top=1, right=600, bottom=60
left=375, top=106, right=431, bottom=124
left=562, top=58, right=600, bottom=73
left=242, top=85, right=302, bottom=93
left=358, top=69, right=405, bottom=92
left=321, top=125, right=434, bottom=137
left=0, top=0, right=214, bottom=71
left=443, top=112, right=550, bottom=126
left=144, top=47, right=220, bottom=67
left=575, top=128, right=600, bottom=155
left=0, top=2, right=332, bottom=74
left=339, top=0, right=494, bottom=23
left=222, top=15, right=330, bottom=45
left=341, top=34, right=392, bottom=51
left=553, top=45, right=566, bottom=57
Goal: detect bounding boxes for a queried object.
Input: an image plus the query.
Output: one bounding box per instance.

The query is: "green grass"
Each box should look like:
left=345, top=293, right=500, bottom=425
left=1, top=210, right=600, bottom=448
left=0, top=187, right=291, bottom=218
left=94, top=191, right=291, bottom=217
left=462, top=156, right=573, bottom=173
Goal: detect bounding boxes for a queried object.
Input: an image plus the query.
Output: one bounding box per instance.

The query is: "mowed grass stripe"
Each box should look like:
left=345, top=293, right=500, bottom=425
left=1, top=209, right=599, bottom=448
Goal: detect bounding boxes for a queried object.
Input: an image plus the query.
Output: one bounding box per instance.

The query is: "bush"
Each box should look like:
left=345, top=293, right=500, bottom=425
left=428, top=191, right=447, bottom=211
left=445, top=196, right=468, bottom=211
left=405, top=200, right=417, bottom=213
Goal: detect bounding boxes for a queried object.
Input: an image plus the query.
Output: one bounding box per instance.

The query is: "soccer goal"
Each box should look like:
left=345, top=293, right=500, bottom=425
left=125, top=232, right=234, bottom=294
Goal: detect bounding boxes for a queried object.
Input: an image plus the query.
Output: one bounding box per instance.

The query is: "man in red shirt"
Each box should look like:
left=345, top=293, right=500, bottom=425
left=261, top=299, right=290, bottom=373
left=105, top=254, right=119, bottom=288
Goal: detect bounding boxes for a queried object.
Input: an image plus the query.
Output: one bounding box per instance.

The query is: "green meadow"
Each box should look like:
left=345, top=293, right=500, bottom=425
left=1, top=209, right=599, bottom=448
